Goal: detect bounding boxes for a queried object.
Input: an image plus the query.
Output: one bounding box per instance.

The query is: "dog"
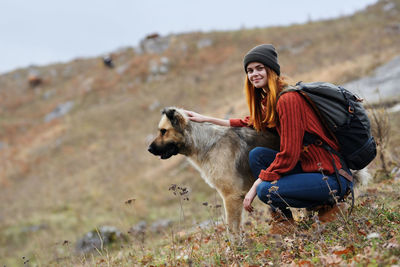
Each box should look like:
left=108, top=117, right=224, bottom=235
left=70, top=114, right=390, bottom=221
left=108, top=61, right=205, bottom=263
left=148, top=107, right=280, bottom=233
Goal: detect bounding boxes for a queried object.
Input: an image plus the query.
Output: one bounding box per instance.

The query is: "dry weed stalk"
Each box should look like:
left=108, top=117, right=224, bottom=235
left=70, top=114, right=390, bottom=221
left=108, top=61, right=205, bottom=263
left=169, top=184, right=190, bottom=228
left=369, top=98, right=391, bottom=176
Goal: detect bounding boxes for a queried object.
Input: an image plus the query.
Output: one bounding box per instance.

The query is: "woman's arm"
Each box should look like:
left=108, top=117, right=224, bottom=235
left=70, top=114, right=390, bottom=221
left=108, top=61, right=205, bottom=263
left=243, top=178, right=263, bottom=212
left=259, top=92, right=305, bottom=181
left=184, top=110, right=230, bottom=126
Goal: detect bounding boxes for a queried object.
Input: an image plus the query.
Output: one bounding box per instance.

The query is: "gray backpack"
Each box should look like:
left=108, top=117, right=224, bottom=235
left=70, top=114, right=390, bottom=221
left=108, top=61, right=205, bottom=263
left=282, top=81, right=377, bottom=171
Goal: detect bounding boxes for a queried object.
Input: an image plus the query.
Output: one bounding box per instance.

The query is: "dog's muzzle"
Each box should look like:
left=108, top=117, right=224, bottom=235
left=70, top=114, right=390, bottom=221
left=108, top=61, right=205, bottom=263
left=148, top=142, right=179, bottom=159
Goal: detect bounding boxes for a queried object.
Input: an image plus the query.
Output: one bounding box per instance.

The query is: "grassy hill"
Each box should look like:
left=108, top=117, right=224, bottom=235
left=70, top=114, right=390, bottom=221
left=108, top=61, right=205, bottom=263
left=1, top=0, right=400, bottom=265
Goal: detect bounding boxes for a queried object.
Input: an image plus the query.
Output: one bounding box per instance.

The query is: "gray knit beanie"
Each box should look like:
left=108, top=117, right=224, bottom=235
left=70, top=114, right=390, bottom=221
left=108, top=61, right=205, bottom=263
left=243, top=44, right=280, bottom=76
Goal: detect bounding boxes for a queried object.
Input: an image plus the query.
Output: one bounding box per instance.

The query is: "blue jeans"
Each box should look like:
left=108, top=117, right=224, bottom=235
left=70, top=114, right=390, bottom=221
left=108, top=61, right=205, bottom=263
left=249, top=147, right=353, bottom=218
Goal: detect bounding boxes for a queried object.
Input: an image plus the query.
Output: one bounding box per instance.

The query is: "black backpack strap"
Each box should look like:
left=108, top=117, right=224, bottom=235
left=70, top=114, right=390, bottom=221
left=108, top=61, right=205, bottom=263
left=338, top=86, right=356, bottom=127
left=277, top=85, right=299, bottom=100
left=303, top=133, right=343, bottom=193
left=303, top=132, right=355, bottom=214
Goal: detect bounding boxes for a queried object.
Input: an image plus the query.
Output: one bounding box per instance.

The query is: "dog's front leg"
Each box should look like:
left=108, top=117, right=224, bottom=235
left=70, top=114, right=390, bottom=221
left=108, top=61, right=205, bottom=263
left=222, top=194, right=244, bottom=234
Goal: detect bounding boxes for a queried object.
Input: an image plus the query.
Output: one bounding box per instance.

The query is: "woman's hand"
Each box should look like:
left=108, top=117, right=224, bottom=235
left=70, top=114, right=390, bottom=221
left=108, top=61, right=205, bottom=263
left=243, top=178, right=263, bottom=213
left=243, top=187, right=257, bottom=212
left=183, top=110, right=210, bottom=123
left=183, top=110, right=230, bottom=126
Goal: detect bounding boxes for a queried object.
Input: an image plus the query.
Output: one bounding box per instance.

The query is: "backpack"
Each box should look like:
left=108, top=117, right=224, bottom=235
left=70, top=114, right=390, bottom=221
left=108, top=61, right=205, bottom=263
left=281, top=81, right=377, bottom=171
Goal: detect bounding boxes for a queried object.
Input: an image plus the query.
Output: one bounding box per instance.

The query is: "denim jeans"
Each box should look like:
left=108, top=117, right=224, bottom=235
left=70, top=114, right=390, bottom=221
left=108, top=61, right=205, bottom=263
left=249, top=147, right=352, bottom=218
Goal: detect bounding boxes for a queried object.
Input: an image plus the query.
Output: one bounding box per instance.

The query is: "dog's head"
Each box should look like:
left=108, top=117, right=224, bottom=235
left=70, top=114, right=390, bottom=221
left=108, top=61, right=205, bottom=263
left=148, top=107, right=189, bottom=159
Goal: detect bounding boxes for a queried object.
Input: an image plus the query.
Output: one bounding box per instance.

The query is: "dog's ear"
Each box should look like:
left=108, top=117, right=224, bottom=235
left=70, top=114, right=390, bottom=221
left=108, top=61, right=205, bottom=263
left=162, top=108, right=186, bottom=131
left=162, top=108, right=175, bottom=121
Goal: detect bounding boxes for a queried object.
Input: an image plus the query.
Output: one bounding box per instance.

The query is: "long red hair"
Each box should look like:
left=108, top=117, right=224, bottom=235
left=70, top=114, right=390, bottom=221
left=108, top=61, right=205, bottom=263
left=244, top=68, right=288, bottom=131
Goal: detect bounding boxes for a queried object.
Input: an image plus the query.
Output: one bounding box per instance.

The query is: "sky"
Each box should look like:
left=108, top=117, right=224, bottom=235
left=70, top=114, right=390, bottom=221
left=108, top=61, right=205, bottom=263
left=0, top=0, right=378, bottom=74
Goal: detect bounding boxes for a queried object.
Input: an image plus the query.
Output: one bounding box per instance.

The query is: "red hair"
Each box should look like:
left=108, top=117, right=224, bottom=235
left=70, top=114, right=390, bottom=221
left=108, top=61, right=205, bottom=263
left=244, top=68, right=288, bottom=131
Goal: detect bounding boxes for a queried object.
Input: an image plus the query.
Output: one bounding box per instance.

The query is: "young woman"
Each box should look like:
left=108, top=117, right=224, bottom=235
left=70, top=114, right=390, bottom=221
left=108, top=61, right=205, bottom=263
left=185, top=44, right=352, bottom=234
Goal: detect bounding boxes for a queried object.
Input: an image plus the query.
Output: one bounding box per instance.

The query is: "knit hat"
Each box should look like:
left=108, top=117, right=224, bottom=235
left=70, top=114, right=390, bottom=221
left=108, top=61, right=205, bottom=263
left=243, top=44, right=280, bottom=76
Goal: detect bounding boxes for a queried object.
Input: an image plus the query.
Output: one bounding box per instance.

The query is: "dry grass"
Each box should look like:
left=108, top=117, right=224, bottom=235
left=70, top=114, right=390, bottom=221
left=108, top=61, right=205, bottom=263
left=1, top=0, right=400, bottom=265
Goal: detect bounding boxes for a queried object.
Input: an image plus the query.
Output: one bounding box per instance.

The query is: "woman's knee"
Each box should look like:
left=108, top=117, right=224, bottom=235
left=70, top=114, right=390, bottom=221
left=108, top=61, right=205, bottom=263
left=249, top=147, right=277, bottom=168
left=248, top=147, right=265, bottom=178
left=249, top=147, right=264, bottom=164
left=256, top=181, right=271, bottom=202
left=256, top=182, right=282, bottom=207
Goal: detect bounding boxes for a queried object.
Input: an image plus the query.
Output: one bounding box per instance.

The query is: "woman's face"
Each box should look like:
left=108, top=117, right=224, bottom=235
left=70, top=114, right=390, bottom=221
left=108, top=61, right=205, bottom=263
left=246, top=62, right=268, bottom=89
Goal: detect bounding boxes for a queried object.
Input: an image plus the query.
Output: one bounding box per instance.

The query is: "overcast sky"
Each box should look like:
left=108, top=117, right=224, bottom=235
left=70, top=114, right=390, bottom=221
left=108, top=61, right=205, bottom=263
left=0, top=0, right=377, bottom=74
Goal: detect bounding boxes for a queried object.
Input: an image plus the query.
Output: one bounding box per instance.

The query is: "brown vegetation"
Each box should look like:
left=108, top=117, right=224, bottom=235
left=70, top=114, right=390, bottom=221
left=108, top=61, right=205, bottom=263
left=0, top=0, right=400, bottom=265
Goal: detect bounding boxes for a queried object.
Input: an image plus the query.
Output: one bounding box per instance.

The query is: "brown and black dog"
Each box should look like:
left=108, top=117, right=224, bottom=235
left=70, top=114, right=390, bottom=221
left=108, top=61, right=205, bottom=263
left=148, top=107, right=279, bottom=233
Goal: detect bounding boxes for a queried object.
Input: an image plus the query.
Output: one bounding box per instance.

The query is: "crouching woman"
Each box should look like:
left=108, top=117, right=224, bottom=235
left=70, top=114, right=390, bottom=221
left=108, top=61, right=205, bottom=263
left=235, top=44, right=352, bottom=234
left=186, top=44, right=353, bottom=234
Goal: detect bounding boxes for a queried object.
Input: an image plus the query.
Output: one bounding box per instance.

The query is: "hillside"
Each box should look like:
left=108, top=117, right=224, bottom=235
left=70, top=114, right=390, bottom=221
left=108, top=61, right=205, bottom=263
left=1, top=0, right=400, bottom=266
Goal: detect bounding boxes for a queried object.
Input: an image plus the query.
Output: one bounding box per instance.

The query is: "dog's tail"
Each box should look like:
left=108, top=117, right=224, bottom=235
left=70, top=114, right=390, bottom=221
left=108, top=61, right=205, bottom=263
left=352, top=168, right=372, bottom=187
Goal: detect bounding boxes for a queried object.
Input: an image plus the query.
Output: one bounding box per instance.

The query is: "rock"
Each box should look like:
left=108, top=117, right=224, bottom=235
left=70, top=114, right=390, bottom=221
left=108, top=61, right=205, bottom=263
left=150, top=219, right=173, bottom=233
left=0, top=142, right=6, bottom=151
left=22, top=224, right=48, bottom=233
left=385, top=23, right=400, bottom=34
left=76, top=226, right=127, bottom=254
left=44, top=101, right=74, bottom=122
left=159, top=57, right=170, bottom=74
left=344, top=56, right=400, bottom=103
left=128, top=220, right=147, bottom=235
left=140, top=35, right=170, bottom=54
left=196, top=220, right=214, bottom=229
left=389, top=103, right=400, bottom=113
left=28, top=68, right=40, bottom=77
left=149, top=57, right=170, bottom=76
left=147, top=57, right=170, bottom=83
left=197, top=38, right=213, bottom=49
left=149, top=60, right=160, bottom=75
left=128, top=219, right=173, bottom=235
left=383, top=2, right=396, bottom=12
left=133, top=45, right=143, bottom=55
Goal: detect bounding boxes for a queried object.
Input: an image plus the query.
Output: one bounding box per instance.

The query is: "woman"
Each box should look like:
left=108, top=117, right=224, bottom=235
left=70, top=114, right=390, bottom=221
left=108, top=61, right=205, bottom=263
left=185, top=44, right=352, bottom=234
